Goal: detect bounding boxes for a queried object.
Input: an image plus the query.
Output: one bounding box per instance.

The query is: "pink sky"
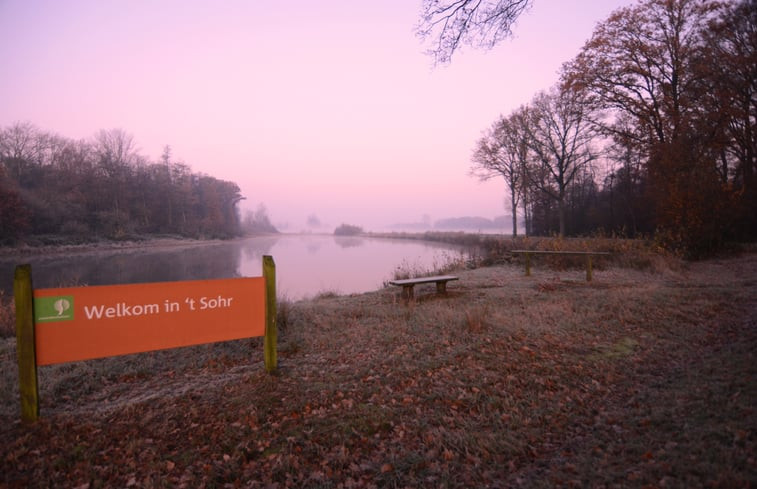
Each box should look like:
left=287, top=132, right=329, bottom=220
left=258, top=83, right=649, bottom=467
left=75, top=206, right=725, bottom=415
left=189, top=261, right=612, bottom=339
left=0, top=0, right=632, bottom=231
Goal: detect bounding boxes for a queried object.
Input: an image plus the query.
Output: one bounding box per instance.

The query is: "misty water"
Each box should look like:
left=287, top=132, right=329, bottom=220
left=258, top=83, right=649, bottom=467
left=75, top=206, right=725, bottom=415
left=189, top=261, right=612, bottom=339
left=1, top=235, right=468, bottom=301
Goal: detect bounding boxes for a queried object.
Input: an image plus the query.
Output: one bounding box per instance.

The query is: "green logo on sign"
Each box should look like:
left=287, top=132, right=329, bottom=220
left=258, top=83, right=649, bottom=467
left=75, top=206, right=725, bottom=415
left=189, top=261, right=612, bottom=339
left=35, top=296, right=74, bottom=323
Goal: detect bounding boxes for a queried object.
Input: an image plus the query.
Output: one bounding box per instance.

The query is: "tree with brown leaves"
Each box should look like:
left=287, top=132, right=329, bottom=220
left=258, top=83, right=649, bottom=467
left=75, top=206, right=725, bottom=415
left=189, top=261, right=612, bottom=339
left=562, top=0, right=737, bottom=255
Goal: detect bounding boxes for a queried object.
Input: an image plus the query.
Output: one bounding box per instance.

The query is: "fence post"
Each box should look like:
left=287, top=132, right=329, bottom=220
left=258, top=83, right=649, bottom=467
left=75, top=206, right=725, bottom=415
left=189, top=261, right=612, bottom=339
left=14, top=264, right=39, bottom=423
left=263, top=256, right=277, bottom=373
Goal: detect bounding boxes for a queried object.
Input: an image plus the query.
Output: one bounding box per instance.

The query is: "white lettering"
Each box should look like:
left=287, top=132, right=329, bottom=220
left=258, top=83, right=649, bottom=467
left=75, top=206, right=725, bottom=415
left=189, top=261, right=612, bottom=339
left=84, top=305, right=105, bottom=319
left=199, top=295, right=233, bottom=310
left=84, top=302, right=160, bottom=320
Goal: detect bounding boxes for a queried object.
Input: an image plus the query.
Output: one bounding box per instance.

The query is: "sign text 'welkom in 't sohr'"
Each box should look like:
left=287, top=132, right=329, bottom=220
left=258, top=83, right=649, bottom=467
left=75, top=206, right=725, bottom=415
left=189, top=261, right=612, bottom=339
left=32, top=277, right=266, bottom=366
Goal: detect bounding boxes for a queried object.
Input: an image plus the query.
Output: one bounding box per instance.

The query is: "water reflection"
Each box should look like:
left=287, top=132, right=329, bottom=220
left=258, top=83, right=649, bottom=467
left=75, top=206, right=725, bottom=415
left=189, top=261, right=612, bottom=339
left=334, top=236, right=364, bottom=249
left=1, top=235, right=465, bottom=301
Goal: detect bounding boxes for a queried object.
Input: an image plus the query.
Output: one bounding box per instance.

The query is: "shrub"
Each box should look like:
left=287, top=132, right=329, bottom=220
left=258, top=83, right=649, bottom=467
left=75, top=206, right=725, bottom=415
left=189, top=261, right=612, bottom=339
left=333, top=224, right=363, bottom=236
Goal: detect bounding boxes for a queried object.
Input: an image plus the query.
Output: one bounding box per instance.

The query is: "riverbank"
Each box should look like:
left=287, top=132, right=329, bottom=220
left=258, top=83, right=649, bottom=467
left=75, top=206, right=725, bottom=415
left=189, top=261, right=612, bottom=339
left=0, top=235, right=244, bottom=259
left=1, top=252, right=756, bottom=487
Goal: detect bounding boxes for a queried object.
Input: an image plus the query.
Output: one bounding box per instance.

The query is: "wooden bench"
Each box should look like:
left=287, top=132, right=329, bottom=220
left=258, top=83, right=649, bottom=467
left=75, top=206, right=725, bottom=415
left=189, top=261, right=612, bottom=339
left=388, top=275, right=459, bottom=301
left=510, top=250, right=611, bottom=282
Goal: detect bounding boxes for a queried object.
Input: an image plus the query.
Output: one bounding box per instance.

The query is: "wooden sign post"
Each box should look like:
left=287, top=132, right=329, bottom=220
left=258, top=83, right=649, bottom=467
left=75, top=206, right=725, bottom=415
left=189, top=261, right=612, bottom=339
left=14, top=264, right=38, bottom=423
left=14, top=256, right=277, bottom=423
left=263, top=256, right=277, bottom=373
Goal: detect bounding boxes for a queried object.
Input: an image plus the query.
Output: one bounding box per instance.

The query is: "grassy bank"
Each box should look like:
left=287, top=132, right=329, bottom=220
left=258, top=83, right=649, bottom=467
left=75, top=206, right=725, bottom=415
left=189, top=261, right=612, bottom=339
left=367, top=232, right=679, bottom=272
left=1, top=249, right=755, bottom=487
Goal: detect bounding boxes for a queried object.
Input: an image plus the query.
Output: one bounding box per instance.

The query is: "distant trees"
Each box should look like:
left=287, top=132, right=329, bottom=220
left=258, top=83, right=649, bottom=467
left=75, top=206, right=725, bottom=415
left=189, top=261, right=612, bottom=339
left=469, top=0, right=755, bottom=255
left=334, top=224, right=363, bottom=236
left=242, top=204, right=278, bottom=235
left=0, top=165, right=30, bottom=239
left=0, top=121, right=45, bottom=184
left=307, top=214, right=323, bottom=229
left=434, top=216, right=509, bottom=230
left=0, top=123, right=245, bottom=243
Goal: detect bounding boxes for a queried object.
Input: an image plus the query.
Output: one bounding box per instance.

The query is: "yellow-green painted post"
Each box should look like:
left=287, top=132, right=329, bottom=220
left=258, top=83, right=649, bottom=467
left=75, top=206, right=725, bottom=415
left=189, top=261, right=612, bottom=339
left=14, top=264, right=39, bottom=423
left=586, top=255, right=593, bottom=282
left=262, top=255, right=277, bottom=373
left=524, top=252, right=532, bottom=277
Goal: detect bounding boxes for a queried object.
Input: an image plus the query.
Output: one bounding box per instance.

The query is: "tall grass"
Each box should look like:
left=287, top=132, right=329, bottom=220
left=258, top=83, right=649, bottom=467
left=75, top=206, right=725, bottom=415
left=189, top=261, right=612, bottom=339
left=378, top=232, right=682, bottom=272
left=390, top=251, right=467, bottom=281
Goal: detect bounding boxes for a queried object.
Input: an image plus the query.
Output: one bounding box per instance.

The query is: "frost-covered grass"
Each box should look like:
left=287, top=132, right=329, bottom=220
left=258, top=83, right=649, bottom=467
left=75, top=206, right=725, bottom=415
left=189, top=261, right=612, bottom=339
left=1, top=249, right=755, bottom=488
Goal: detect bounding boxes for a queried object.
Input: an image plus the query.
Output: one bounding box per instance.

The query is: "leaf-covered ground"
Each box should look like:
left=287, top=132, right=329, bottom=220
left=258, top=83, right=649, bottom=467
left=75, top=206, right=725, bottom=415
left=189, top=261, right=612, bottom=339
left=2, top=254, right=756, bottom=488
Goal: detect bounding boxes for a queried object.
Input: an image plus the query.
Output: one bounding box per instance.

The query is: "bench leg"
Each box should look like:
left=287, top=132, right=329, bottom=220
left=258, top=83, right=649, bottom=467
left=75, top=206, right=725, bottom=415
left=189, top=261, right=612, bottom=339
left=436, top=281, right=448, bottom=295
left=525, top=252, right=531, bottom=276
left=401, top=285, right=414, bottom=302
left=586, top=255, right=593, bottom=282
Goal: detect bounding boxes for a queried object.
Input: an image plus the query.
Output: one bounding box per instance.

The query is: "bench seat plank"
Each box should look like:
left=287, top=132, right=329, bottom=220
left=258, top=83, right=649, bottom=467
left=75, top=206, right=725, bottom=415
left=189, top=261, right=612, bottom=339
left=388, top=275, right=459, bottom=286
left=388, top=275, right=459, bottom=301
left=510, top=250, right=610, bottom=255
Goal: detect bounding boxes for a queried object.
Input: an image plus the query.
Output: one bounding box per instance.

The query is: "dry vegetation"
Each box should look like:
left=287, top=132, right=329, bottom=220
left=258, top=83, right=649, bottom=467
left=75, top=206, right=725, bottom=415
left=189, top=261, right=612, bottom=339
left=1, top=245, right=756, bottom=488
left=0, top=290, right=14, bottom=339
left=370, top=232, right=679, bottom=272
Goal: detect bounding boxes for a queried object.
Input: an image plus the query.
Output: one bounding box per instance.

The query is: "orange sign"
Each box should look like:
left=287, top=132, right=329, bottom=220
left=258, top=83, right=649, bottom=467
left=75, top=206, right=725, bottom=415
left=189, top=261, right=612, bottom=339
left=32, top=277, right=266, bottom=365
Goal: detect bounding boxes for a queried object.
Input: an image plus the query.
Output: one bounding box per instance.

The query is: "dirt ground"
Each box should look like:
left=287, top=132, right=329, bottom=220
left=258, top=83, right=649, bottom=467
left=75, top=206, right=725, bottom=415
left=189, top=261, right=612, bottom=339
left=1, top=253, right=755, bottom=488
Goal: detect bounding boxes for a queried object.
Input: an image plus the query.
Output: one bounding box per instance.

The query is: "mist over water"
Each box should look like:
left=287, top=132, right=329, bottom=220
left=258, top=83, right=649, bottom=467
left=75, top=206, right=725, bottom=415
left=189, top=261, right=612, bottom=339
left=1, top=235, right=467, bottom=301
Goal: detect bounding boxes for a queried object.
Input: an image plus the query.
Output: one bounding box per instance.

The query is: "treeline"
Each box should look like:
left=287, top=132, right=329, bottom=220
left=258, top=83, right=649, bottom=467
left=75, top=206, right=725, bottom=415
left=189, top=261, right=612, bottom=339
left=434, top=216, right=512, bottom=231
left=333, top=224, right=364, bottom=236
left=472, top=0, right=755, bottom=257
left=0, top=125, right=244, bottom=243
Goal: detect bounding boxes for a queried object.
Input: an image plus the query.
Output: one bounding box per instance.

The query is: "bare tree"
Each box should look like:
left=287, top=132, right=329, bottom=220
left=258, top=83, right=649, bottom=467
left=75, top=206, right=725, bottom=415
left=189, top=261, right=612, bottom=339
left=93, top=128, right=138, bottom=170
left=416, top=0, right=533, bottom=64
left=0, top=122, right=45, bottom=182
left=90, top=129, right=141, bottom=235
left=523, top=88, right=597, bottom=237
left=471, top=108, right=530, bottom=236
